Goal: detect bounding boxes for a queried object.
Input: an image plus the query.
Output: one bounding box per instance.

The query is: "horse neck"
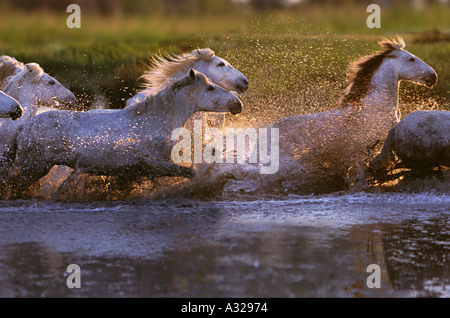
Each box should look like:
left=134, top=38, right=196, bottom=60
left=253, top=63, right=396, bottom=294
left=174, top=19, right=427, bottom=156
left=131, top=88, right=197, bottom=133
left=360, top=62, right=400, bottom=121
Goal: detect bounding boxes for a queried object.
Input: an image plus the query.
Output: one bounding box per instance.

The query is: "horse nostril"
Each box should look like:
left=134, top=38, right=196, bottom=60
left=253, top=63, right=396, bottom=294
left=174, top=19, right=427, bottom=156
left=242, top=78, right=249, bottom=87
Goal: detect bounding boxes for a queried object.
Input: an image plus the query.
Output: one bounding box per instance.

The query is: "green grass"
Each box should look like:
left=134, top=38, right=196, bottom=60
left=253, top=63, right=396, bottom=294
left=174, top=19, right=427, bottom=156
left=0, top=3, right=449, bottom=122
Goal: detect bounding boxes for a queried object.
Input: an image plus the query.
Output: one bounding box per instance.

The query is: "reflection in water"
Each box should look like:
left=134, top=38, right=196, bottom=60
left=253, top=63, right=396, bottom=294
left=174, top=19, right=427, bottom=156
left=0, top=242, right=66, bottom=297
left=0, top=194, right=448, bottom=297
left=383, top=217, right=450, bottom=297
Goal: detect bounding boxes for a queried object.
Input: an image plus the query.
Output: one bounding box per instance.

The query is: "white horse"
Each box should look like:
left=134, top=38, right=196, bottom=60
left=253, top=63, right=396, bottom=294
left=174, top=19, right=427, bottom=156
left=0, top=63, right=77, bottom=155
left=126, top=48, right=248, bottom=130
left=369, top=110, right=449, bottom=179
left=0, top=90, right=22, bottom=120
left=210, top=37, right=438, bottom=195
left=48, top=48, right=248, bottom=200
left=1, top=69, right=243, bottom=199
left=127, top=48, right=248, bottom=105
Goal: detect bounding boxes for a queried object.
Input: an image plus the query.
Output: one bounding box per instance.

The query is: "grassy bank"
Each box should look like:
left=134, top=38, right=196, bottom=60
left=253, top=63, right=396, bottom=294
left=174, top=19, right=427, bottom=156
left=0, top=3, right=449, bottom=125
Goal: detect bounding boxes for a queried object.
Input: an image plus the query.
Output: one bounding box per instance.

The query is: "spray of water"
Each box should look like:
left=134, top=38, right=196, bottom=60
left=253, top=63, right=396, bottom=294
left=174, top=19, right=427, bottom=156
left=18, top=22, right=449, bottom=201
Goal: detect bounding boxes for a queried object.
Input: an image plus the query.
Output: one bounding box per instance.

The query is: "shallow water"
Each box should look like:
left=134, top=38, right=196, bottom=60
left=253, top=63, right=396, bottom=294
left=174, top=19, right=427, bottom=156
left=0, top=190, right=448, bottom=298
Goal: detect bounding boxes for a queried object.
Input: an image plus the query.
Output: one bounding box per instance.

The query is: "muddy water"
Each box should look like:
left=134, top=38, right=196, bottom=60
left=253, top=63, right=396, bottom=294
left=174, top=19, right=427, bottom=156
left=0, top=191, right=448, bottom=298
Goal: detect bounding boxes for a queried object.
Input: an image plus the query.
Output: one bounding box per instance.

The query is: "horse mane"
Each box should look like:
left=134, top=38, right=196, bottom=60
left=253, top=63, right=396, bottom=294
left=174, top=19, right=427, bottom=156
left=3, top=63, right=44, bottom=94
left=129, top=70, right=197, bottom=116
left=340, top=36, right=406, bottom=107
left=139, top=48, right=215, bottom=93
left=0, top=56, right=24, bottom=89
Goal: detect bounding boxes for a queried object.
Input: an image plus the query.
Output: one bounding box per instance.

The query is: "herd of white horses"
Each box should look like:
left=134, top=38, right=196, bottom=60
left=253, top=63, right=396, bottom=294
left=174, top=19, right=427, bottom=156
left=0, top=36, right=447, bottom=200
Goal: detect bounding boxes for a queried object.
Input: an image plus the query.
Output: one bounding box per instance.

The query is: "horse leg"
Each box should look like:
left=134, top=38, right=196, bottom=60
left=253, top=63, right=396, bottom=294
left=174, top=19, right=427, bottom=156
left=111, top=161, right=194, bottom=198
left=0, top=173, right=11, bottom=199
left=368, top=127, right=396, bottom=178
left=8, top=165, right=53, bottom=200
left=0, top=165, right=12, bottom=198
left=104, top=175, right=135, bottom=198
left=51, top=170, right=82, bottom=201
left=143, top=159, right=194, bottom=179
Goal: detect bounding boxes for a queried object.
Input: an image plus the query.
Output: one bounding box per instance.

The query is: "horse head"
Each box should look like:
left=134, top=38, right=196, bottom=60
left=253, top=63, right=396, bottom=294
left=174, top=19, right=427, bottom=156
left=191, top=48, right=249, bottom=94
left=341, top=36, right=437, bottom=108
left=182, top=69, right=243, bottom=115
left=139, top=48, right=249, bottom=96
left=384, top=41, right=437, bottom=88
left=4, top=63, right=77, bottom=109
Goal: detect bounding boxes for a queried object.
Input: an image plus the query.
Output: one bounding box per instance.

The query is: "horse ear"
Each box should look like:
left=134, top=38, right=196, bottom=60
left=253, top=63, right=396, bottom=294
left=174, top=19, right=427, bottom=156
left=26, top=63, right=40, bottom=70
left=26, top=64, right=37, bottom=74
left=24, top=63, right=42, bottom=78
left=189, top=68, right=196, bottom=80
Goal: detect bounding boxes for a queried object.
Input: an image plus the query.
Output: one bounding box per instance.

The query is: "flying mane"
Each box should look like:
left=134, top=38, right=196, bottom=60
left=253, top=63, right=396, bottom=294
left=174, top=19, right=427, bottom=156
left=139, top=48, right=215, bottom=93
left=340, top=36, right=405, bottom=107
left=0, top=56, right=24, bottom=89
left=129, top=71, right=198, bottom=116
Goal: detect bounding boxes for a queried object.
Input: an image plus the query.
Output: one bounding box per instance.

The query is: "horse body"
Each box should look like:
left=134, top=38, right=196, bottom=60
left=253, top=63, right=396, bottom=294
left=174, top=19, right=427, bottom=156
left=370, top=110, right=450, bottom=175
left=49, top=49, right=248, bottom=200
left=271, top=38, right=437, bottom=193
left=18, top=110, right=175, bottom=176
left=2, top=69, right=242, bottom=198
left=0, top=90, right=22, bottom=120
left=275, top=55, right=402, bottom=168
left=217, top=37, right=437, bottom=194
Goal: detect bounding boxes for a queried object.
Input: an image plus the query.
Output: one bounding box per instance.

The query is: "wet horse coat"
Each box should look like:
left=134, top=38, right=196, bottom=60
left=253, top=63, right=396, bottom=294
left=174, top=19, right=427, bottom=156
left=126, top=48, right=248, bottom=132
left=212, top=37, right=438, bottom=194
left=0, top=63, right=76, bottom=155
left=369, top=110, right=450, bottom=175
left=1, top=69, right=242, bottom=198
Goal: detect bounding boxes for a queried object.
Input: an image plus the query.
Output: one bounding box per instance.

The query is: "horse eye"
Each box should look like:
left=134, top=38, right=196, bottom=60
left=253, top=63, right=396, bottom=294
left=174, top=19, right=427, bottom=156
left=207, top=85, right=215, bottom=91
left=409, top=57, right=416, bottom=62
left=217, top=62, right=225, bottom=67
left=48, top=80, right=55, bottom=85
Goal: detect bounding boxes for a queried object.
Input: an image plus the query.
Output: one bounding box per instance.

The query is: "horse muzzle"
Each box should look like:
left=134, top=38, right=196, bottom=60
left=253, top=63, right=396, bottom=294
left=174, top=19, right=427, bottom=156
left=60, top=94, right=78, bottom=109
left=229, top=99, right=243, bottom=115
left=424, top=72, right=438, bottom=88
left=235, top=78, right=249, bottom=94
left=9, top=104, right=23, bottom=120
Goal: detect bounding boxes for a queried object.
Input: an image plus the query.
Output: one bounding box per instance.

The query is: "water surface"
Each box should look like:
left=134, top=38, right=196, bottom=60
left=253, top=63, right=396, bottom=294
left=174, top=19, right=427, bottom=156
left=0, top=192, right=448, bottom=297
